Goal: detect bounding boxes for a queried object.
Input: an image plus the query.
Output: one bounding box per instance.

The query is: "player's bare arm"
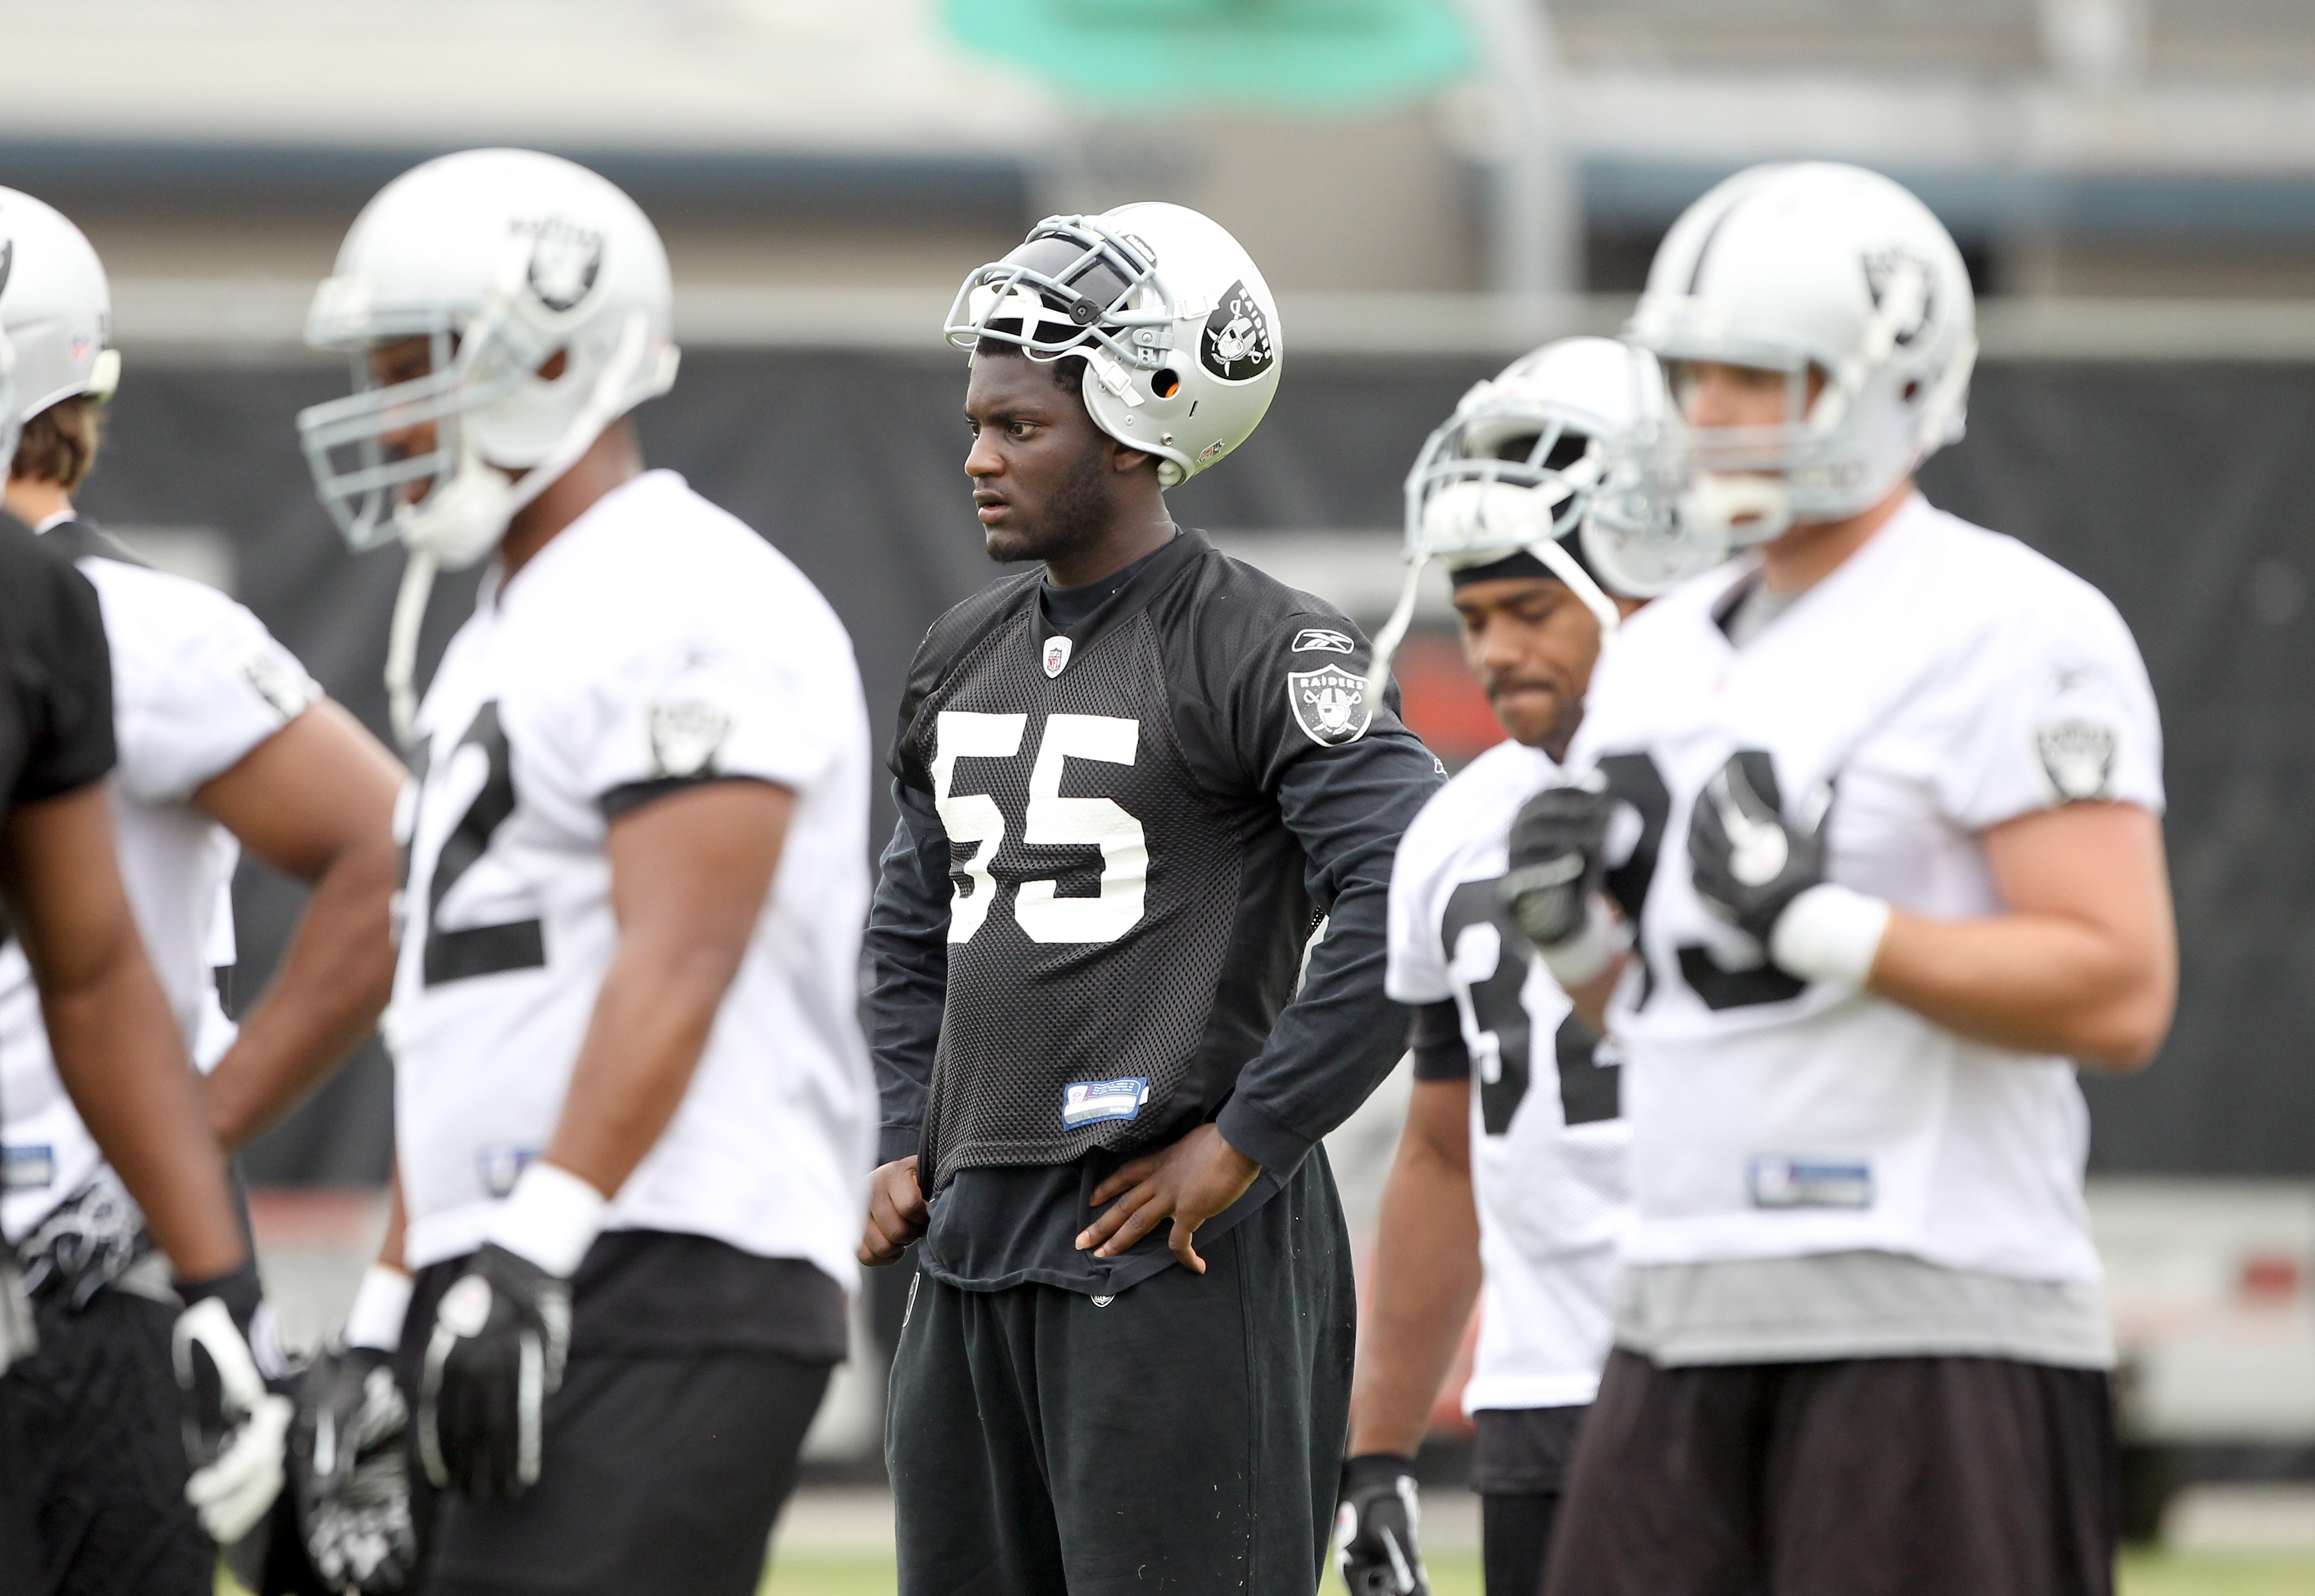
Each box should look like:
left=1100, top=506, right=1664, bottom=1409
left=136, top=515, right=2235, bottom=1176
left=199, top=698, right=405, bottom=1147
left=543, top=778, right=794, bottom=1195
left=1868, top=800, right=2175, bottom=1069
left=1346, top=1079, right=1483, bottom=1458
left=0, top=783, right=245, bottom=1279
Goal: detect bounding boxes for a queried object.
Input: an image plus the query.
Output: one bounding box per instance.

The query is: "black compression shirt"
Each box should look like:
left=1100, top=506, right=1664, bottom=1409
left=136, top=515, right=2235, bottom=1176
left=0, top=516, right=115, bottom=811
left=867, top=527, right=1444, bottom=1294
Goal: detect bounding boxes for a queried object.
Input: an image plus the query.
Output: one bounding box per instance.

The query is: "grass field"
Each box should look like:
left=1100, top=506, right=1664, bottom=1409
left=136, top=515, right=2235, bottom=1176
left=758, top=1551, right=2315, bottom=1593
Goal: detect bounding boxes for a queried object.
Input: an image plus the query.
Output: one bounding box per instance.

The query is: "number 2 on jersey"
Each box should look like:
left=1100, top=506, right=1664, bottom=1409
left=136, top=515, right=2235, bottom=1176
left=421, top=700, right=546, bottom=986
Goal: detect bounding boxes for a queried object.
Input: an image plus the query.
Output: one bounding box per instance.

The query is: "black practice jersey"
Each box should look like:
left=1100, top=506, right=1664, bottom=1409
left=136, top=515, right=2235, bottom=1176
left=0, top=516, right=114, bottom=816
left=872, top=528, right=1444, bottom=1198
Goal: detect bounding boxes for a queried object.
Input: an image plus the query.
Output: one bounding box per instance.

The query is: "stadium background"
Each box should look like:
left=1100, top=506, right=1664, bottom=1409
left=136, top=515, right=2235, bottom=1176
left=16, top=0, right=2315, bottom=1584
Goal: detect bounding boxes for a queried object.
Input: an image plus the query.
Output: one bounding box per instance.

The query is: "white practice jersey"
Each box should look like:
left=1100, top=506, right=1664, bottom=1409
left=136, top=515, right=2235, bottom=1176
left=1569, top=495, right=2163, bottom=1284
left=1, top=537, right=319, bottom=1241
left=390, top=470, right=875, bottom=1290
left=1387, top=739, right=1633, bottom=1411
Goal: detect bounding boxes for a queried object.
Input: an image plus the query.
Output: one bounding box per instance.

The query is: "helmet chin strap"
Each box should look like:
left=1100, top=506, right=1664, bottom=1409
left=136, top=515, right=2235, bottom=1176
left=1681, top=473, right=1792, bottom=550
left=381, top=310, right=657, bottom=752
left=1525, top=536, right=1621, bottom=639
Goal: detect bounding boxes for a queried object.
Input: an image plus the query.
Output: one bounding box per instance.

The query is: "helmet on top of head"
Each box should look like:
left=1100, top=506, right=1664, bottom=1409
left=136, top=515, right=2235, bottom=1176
left=1625, top=160, right=1976, bottom=550
left=297, top=148, right=678, bottom=573
left=0, top=189, right=118, bottom=445
left=945, top=202, right=1280, bottom=489
left=1368, top=337, right=1686, bottom=700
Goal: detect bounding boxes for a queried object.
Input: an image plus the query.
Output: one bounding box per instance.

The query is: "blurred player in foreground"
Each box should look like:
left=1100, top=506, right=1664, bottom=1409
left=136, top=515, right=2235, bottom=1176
left=859, top=205, right=1443, bottom=1592
left=1338, top=337, right=1673, bottom=1596
left=291, top=148, right=874, bottom=1594
left=1507, top=162, right=2176, bottom=1596
left=0, top=346, right=288, bottom=1572
left=0, top=189, right=402, bottom=1596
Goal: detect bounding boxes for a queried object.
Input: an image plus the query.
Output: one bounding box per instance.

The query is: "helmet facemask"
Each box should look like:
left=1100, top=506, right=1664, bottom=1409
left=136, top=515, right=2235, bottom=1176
left=1369, top=397, right=1629, bottom=703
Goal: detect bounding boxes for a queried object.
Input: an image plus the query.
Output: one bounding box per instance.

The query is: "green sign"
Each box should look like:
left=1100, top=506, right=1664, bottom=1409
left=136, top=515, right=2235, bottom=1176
left=945, top=0, right=1476, bottom=110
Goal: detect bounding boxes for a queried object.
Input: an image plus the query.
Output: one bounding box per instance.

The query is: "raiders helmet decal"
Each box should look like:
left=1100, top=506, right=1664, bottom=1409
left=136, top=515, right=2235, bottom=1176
left=1861, top=246, right=1935, bottom=348
left=525, top=217, right=604, bottom=313
left=1201, top=280, right=1274, bottom=382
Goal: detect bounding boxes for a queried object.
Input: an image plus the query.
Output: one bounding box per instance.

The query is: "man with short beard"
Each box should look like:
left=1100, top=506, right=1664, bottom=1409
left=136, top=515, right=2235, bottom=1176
left=860, top=205, right=1443, bottom=1594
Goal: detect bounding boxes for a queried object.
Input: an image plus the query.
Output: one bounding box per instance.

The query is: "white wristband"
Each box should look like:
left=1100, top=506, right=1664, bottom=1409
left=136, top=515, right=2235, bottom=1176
left=344, top=1263, right=414, bottom=1353
left=1769, top=883, right=1892, bottom=988
left=486, top=1161, right=609, bottom=1278
left=1539, top=897, right=1632, bottom=989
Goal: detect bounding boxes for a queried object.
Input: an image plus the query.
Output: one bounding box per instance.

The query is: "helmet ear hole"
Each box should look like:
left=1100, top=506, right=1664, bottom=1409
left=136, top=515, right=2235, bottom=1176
left=1152, top=368, right=1181, bottom=399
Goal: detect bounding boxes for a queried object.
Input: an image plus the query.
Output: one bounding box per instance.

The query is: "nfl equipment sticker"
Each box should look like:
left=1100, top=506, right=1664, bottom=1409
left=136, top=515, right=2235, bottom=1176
left=1290, top=627, right=1356, bottom=656
left=1287, top=665, right=1372, bottom=746
left=1043, top=635, right=1073, bottom=677
left=2035, top=719, right=2116, bottom=803
left=477, top=1144, right=538, bottom=1199
left=2, top=1144, right=54, bottom=1191
left=650, top=700, right=730, bottom=779
left=1200, top=280, right=1274, bottom=382
left=1750, top=1155, right=1873, bottom=1210
left=1062, top=1077, right=1148, bottom=1128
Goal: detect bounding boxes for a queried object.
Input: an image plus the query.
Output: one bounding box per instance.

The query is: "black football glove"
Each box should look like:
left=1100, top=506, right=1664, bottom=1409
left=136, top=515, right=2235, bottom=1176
left=174, top=1260, right=293, bottom=1543
left=293, top=1344, right=416, bottom=1593
left=1500, top=774, right=1612, bottom=948
left=416, top=1244, right=571, bottom=1500
left=1335, top=1454, right=1431, bottom=1596
left=1687, top=751, right=1833, bottom=949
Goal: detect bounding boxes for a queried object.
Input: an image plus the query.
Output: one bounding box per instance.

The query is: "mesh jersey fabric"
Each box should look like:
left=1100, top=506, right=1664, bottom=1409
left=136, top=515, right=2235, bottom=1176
left=881, top=527, right=1444, bottom=1194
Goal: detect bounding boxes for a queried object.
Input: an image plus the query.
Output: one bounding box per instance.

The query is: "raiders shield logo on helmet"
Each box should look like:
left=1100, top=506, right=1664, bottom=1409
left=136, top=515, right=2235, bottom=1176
left=2035, top=718, right=2115, bottom=803
left=526, top=218, right=604, bottom=313
left=1287, top=664, right=1371, bottom=747
left=1201, top=280, right=1274, bottom=383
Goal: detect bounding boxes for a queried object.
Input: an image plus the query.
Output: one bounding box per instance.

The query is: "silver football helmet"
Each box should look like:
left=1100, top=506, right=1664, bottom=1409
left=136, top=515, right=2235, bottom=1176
left=1625, top=160, right=1977, bottom=551
left=0, top=189, right=118, bottom=445
left=946, top=203, right=1280, bottom=489
left=296, top=149, right=679, bottom=741
left=1369, top=337, right=1686, bottom=699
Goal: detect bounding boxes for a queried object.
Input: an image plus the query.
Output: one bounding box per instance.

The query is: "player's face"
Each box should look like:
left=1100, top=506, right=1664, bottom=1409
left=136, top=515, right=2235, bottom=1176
left=963, top=354, right=1115, bottom=566
left=1671, top=360, right=1827, bottom=435
left=368, top=335, right=439, bottom=504
left=1454, top=575, right=1602, bottom=757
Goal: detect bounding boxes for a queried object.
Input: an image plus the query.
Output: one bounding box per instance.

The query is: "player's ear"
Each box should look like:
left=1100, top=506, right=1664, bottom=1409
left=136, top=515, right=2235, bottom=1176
left=1105, top=437, right=1158, bottom=476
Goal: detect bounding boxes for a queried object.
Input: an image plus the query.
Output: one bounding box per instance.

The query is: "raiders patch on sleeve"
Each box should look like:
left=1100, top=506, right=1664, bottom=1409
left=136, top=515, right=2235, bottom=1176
left=1287, top=663, right=1372, bottom=747
left=649, top=700, right=731, bottom=779
left=2035, top=719, right=2116, bottom=803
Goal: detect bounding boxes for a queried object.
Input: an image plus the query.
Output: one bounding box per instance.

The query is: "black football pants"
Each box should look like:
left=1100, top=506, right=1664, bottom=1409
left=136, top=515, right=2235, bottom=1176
left=886, top=1153, right=1356, bottom=1595
left=1543, top=1348, right=2120, bottom=1596
left=5, top=1287, right=210, bottom=1596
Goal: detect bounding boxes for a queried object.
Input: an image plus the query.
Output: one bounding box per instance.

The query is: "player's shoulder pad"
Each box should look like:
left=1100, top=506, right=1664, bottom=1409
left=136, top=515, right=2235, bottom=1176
left=912, top=569, right=1043, bottom=677
left=1404, top=739, right=1550, bottom=851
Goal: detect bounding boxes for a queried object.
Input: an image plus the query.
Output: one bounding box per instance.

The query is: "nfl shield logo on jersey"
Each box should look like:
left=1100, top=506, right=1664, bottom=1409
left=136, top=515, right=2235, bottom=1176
left=1287, top=664, right=1372, bottom=746
left=1043, top=635, right=1073, bottom=677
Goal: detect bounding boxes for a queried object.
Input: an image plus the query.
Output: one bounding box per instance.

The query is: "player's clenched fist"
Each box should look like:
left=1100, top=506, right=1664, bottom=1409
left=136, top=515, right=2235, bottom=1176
left=859, top=1155, right=930, bottom=1266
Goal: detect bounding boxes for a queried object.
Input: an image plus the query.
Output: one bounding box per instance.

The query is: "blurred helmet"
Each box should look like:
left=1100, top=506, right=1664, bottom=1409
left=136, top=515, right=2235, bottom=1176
left=0, top=189, right=118, bottom=435
left=1369, top=337, right=1681, bottom=699
left=297, top=147, right=678, bottom=571
left=945, top=203, right=1280, bottom=489
left=1626, top=160, right=1976, bottom=547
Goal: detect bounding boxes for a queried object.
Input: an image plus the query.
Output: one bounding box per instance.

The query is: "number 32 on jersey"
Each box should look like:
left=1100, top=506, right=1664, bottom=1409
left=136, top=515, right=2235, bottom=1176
left=932, top=709, right=1148, bottom=946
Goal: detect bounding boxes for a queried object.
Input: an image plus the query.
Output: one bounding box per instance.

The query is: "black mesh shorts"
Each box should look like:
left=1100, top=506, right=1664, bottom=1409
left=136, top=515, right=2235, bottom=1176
left=1543, top=1349, right=2120, bottom=1596
left=4, top=1287, right=211, bottom=1596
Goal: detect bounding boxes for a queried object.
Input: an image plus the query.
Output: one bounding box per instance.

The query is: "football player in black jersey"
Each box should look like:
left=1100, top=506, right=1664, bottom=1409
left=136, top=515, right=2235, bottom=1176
left=0, top=518, right=290, bottom=1571
left=860, top=206, right=1444, bottom=1592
